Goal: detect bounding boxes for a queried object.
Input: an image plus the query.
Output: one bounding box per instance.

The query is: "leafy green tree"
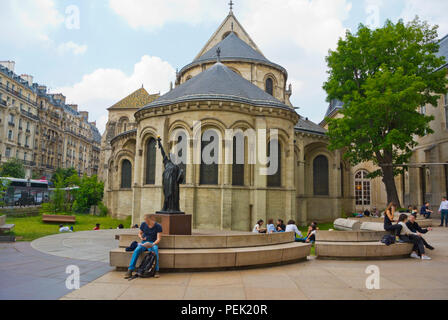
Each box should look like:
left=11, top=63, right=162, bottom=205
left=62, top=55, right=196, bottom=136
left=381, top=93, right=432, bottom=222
left=324, top=18, right=448, bottom=207
left=0, top=158, right=26, bottom=179
left=50, top=175, right=67, bottom=213
left=51, top=168, right=78, bottom=186
left=72, top=175, right=104, bottom=213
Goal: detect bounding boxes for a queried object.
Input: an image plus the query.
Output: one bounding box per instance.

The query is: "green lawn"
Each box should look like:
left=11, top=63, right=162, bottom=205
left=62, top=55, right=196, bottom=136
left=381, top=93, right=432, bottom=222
left=6, top=213, right=132, bottom=241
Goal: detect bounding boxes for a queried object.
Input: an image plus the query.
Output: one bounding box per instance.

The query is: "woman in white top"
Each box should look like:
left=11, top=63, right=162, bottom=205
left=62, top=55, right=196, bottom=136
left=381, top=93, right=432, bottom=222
left=252, top=219, right=267, bottom=234
left=285, top=220, right=303, bottom=241
left=397, top=214, right=431, bottom=260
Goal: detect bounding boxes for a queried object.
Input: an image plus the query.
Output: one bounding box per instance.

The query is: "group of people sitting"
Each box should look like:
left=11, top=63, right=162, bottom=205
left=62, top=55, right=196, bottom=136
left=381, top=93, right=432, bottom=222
left=383, top=202, right=434, bottom=260
left=252, top=218, right=318, bottom=243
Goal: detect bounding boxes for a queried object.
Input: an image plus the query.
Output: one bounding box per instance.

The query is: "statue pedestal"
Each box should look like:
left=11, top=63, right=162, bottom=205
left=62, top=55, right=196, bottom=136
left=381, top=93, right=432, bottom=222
left=154, top=212, right=192, bottom=235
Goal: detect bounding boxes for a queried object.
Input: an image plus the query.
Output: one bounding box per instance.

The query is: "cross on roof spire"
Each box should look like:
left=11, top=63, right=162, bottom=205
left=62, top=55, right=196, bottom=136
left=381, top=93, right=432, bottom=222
left=229, top=0, right=234, bottom=12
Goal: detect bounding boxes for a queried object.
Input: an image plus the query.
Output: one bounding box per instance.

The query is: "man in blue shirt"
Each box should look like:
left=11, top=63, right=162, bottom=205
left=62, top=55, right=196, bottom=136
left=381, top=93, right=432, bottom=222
left=420, top=202, right=433, bottom=219
left=125, top=214, right=163, bottom=279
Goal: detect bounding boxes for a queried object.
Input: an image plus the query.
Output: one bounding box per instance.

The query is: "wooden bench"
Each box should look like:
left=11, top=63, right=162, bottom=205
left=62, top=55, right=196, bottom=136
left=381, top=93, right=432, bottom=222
left=42, top=215, right=76, bottom=224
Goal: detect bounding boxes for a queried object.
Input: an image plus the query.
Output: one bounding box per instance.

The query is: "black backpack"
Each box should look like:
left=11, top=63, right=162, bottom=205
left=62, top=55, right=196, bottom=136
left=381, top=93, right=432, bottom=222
left=381, top=234, right=396, bottom=246
left=133, top=252, right=157, bottom=279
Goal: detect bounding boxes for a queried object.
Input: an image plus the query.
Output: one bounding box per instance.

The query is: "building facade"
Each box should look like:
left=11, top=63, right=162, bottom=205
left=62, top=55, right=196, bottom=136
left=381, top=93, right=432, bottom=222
left=101, top=10, right=353, bottom=228
left=0, top=61, right=101, bottom=180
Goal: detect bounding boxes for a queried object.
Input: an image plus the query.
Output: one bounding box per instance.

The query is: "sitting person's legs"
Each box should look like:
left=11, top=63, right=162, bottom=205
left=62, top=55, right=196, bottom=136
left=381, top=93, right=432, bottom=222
left=128, top=242, right=148, bottom=271
left=147, top=243, right=159, bottom=272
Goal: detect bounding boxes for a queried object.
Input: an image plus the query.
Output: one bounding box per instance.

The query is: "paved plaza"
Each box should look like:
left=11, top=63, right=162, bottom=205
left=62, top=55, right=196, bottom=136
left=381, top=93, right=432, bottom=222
left=2, top=224, right=447, bottom=300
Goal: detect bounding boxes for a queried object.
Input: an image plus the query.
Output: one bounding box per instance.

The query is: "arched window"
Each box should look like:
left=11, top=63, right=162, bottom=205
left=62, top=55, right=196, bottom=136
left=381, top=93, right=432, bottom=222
left=265, top=78, right=274, bottom=96
left=145, top=138, right=157, bottom=185
left=176, top=134, right=186, bottom=184
left=267, top=140, right=281, bottom=187
left=121, top=160, right=132, bottom=189
left=313, top=155, right=329, bottom=195
left=355, top=170, right=371, bottom=206
left=232, top=135, right=245, bottom=186
left=200, top=130, right=219, bottom=185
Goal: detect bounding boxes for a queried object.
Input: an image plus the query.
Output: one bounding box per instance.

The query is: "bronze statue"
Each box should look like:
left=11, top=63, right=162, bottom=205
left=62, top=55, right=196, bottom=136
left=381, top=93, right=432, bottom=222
left=157, top=136, right=184, bottom=214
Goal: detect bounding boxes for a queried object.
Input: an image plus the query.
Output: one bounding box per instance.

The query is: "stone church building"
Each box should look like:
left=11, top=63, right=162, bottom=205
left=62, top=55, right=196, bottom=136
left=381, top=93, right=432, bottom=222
left=100, top=10, right=448, bottom=230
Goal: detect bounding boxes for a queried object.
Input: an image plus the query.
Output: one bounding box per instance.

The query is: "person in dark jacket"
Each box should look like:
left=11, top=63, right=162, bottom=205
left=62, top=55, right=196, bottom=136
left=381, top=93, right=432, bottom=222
left=420, top=202, right=433, bottom=219
left=406, top=214, right=434, bottom=250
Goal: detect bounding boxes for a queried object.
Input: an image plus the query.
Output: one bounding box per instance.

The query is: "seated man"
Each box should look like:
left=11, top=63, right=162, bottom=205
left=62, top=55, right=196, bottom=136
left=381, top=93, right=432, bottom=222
left=125, top=214, right=162, bottom=279
left=276, top=219, right=286, bottom=232
left=406, top=214, right=434, bottom=250
left=420, top=202, right=433, bottom=219
left=397, top=214, right=431, bottom=260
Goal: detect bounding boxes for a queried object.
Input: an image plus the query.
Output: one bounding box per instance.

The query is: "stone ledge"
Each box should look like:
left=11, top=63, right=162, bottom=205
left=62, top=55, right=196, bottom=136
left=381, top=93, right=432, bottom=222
left=316, top=230, right=388, bottom=242
left=110, top=242, right=311, bottom=270
left=117, top=231, right=295, bottom=249
left=315, top=241, right=414, bottom=260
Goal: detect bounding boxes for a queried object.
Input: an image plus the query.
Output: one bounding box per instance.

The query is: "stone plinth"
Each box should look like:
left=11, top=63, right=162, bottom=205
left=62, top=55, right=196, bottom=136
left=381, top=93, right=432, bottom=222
left=334, top=218, right=361, bottom=231
left=154, top=213, right=192, bottom=235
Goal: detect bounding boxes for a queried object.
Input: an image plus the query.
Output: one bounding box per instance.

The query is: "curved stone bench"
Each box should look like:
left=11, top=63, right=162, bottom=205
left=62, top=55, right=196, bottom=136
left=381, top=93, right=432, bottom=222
left=316, top=230, right=388, bottom=242
left=334, top=218, right=361, bottom=231
left=315, top=242, right=413, bottom=260
left=110, top=242, right=311, bottom=270
left=360, top=222, right=385, bottom=232
left=118, top=231, right=296, bottom=249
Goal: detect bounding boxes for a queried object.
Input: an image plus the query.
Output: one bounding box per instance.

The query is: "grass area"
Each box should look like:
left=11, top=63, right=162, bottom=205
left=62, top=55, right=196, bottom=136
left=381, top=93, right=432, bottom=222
left=298, top=222, right=333, bottom=256
left=6, top=213, right=132, bottom=242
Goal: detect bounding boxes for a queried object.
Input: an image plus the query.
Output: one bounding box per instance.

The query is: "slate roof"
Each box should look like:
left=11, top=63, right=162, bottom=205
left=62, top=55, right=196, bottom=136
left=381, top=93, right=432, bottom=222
left=108, top=87, right=159, bottom=110
left=295, top=117, right=327, bottom=136
left=180, top=33, right=286, bottom=75
left=324, top=99, right=344, bottom=118
left=437, top=34, right=448, bottom=69
left=142, top=62, right=290, bottom=110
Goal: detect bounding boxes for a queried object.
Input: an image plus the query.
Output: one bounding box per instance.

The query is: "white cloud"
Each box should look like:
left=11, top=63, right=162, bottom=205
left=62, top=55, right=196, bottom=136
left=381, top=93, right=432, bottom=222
left=0, top=0, right=64, bottom=45
left=109, top=0, right=223, bottom=31
left=55, top=55, right=176, bottom=133
left=57, top=41, right=88, bottom=55
left=400, top=0, right=448, bottom=36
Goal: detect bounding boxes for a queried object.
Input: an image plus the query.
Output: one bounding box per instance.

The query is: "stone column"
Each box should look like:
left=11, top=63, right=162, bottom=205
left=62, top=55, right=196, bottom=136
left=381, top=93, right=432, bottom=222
left=251, top=117, right=267, bottom=226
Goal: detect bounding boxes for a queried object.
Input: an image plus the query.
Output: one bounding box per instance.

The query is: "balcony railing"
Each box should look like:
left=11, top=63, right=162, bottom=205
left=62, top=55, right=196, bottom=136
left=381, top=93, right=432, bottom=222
left=0, top=83, right=37, bottom=106
left=20, top=109, right=39, bottom=121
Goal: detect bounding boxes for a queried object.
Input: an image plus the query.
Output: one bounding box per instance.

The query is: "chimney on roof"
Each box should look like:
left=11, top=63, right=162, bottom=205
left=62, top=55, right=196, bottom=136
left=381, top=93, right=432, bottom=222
left=91, top=121, right=96, bottom=127
left=80, top=111, right=89, bottom=121
left=52, top=93, right=66, bottom=104
left=38, top=85, right=47, bottom=93
left=68, top=104, right=78, bottom=111
left=0, top=61, right=15, bottom=72
left=20, top=74, right=34, bottom=86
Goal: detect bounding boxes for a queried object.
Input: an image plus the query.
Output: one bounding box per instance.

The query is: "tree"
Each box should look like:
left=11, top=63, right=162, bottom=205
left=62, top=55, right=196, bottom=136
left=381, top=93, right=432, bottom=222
left=324, top=18, right=448, bottom=207
left=50, top=175, right=67, bottom=213
left=0, top=158, right=26, bottom=179
left=72, top=175, right=104, bottom=213
left=0, top=178, right=10, bottom=207
left=51, top=168, right=78, bottom=186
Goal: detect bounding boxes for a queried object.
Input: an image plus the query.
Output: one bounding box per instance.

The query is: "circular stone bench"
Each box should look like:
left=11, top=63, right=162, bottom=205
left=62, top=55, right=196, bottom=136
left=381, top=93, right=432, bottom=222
left=316, top=230, right=388, bottom=242
left=315, top=242, right=413, bottom=260
left=110, top=242, right=311, bottom=271
left=334, top=218, right=361, bottom=231
left=117, top=231, right=296, bottom=249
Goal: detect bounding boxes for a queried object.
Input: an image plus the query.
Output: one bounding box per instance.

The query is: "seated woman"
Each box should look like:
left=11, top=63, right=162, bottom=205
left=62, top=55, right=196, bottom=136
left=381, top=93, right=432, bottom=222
left=285, top=220, right=304, bottom=241
left=397, top=214, right=431, bottom=260
left=252, top=219, right=267, bottom=234
left=383, top=202, right=402, bottom=237
left=266, top=219, right=276, bottom=234
left=297, top=222, right=318, bottom=243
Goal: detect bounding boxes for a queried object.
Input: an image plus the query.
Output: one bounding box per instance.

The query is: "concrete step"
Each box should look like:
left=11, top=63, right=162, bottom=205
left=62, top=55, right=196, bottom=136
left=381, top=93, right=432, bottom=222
left=110, top=242, right=311, bottom=270
left=316, top=241, right=414, bottom=260
left=117, top=231, right=296, bottom=249
left=316, top=230, right=388, bottom=242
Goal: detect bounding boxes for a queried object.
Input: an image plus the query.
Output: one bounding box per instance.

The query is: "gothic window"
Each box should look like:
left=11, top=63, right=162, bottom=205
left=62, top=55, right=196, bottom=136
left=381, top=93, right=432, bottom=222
left=265, top=77, right=274, bottom=96
left=200, top=131, right=219, bottom=185
left=355, top=170, right=371, bottom=206
left=232, top=136, right=245, bottom=186
left=313, top=155, right=329, bottom=196
left=176, top=134, right=186, bottom=184
left=121, top=160, right=132, bottom=189
left=145, top=138, right=157, bottom=185
left=267, top=140, right=282, bottom=187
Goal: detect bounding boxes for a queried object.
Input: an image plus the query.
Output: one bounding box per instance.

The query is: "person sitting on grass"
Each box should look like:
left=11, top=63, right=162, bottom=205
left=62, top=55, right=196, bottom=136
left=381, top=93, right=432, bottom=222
left=276, top=219, right=286, bottom=232
left=406, top=214, right=434, bottom=251
left=285, top=220, right=303, bottom=241
left=93, top=224, right=100, bottom=230
left=252, top=219, right=267, bottom=233
left=59, top=224, right=72, bottom=233
left=266, top=219, right=276, bottom=234
left=125, top=214, right=162, bottom=279
left=397, top=214, right=431, bottom=260
left=297, top=222, right=318, bottom=243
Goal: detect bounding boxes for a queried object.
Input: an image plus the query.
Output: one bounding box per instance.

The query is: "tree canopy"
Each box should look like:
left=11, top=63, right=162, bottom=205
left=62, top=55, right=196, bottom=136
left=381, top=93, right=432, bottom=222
left=0, top=158, right=26, bottom=179
left=323, top=18, right=448, bottom=206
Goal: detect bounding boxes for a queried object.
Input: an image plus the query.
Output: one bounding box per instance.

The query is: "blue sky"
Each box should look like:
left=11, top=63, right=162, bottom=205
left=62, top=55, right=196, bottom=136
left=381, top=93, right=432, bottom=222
left=1, top=0, right=447, bottom=133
